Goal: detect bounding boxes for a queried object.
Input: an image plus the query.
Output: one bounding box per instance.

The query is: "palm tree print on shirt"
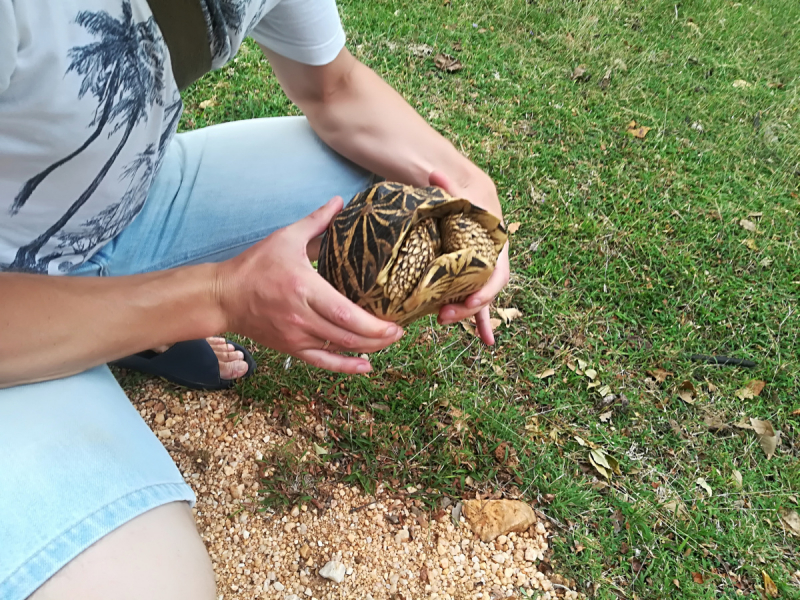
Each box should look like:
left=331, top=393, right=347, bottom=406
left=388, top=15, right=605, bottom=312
left=9, top=0, right=166, bottom=273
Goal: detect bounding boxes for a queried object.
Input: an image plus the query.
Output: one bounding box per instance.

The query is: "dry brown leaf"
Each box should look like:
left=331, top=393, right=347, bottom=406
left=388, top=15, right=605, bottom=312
left=733, top=79, right=751, bottom=88
left=793, top=408, right=800, bottom=416
left=779, top=508, right=800, bottom=537
left=677, top=380, right=697, bottom=404
left=748, top=211, right=763, bottom=219
left=585, top=368, right=598, bottom=381
left=537, top=368, right=556, bottom=379
left=692, top=572, right=704, bottom=584
left=732, top=469, right=743, bottom=489
left=599, top=411, right=613, bottom=423
left=198, top=98, right=217, bottom=109
left=768, top=82, right=785, bottom=89
left=496, top=307, right=523, bottom=325
left=434, top=53, right=463, bottom=72
left=751, top=418, right=779, bottom=459
left=743, top=238, right=758, bottom=250
left=739, top=218, right=757, bottom=232
left=662, top=497, right=690, bottom=521
left=703, top=413, right=729, bottom=432
left=762, top=571, right=778, bottom=598
left=599, top=67, right=612, bottom=90
left=489, top=318, right=502, bottom=331
left=409, top=43, right=434, bottom=57
left=747, top=379, right=766, bottom=396
left=696, top=477, right=713, bottom=497
left=506, top=222, right=522, bottom=234
left=460, top=321, right=477, bottom=336
left=647, top=368, right=673, bottom=383
left=626, top=120, right=651, bottom=139
left=571, top=64, right=590, bottom=82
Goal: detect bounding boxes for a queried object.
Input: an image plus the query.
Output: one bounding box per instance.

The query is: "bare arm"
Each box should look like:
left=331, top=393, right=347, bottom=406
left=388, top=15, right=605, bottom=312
left=0, top=265, right=223, bottom=387
left=1, top=198, right=402, bottom=388
left=261, top=47, right=501, bottom=218
left=261, top=46, right=510, bottom=343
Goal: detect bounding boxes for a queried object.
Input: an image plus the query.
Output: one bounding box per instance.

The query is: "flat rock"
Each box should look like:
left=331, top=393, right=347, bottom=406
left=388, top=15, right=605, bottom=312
left=319, top=560, right=347, bottom=583
left=461, top=499, right=537, bottom=542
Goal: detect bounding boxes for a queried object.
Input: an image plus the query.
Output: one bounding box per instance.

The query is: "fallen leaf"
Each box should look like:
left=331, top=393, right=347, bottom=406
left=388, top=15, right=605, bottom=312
left=575, top=543, right=585, bottom=553
left=313, top=443, right=328, bottom=456
left=626, top=120, right=651, bottom=139
left=585, top=368, right=598, bottom=380
left=597, top=385, right=612, bottom=396
left=198, top=98, right=217, bottom=109
left=732, top=469, right=743, bottom=489
left=762, top=571, right=778, bottom=598
left=460, top=321, right=478, bottom=336
left=767, top=81, right=785, bottom=89
left=599, top=67, right=612, bottom=90
left=488, top=318, right=503, bottom=331
left=749, top=212, right=763, bottom=219
left=673, top=579, right=680, bottom=589
left=571, top=64, right=590, bottom=82
left=537, top=368, right=556, bottom=379
left=409, top=43, right=434, bottom=57
left=678, top=380, right=697, bottom=404
left=496, top=307, right=523, bottom=325
left=599, top=411, right=613, bottom=423
left=588, top=447, right=620, bottom=480
left=743, top=238, right=758, bottom=250
left=747, top=379, right=766, bottom=396
left=703, top=413, right=729, bottom=432
left=696, top=477, right=713, bottom=497
left=647, top=368, right=673, bottom=383
left=793, top=408, right=800, bottom=416
left=507, top=222, right=522, bottom=234
left=662, top=497, right=690, bottom=521
left=751, top=418, right=779, bottom=459
left=732, top=79, right=751, bottom=88
left=692, top=572, right=705, bottom=584
left=779, top=508, right=800, bottom=537
left=434, top=53, right=463, bottom=72
left=739, top=218, right=757, bottom=232
left=494, top=441, right=520, bottom=467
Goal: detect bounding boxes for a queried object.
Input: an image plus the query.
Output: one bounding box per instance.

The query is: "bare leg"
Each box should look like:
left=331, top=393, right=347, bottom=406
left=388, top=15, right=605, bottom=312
left=29, top=502, right=215, bottom=600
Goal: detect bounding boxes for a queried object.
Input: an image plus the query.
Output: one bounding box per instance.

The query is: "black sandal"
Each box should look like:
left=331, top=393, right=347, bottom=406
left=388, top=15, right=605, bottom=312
left=111, top=339, right=256, bottom=390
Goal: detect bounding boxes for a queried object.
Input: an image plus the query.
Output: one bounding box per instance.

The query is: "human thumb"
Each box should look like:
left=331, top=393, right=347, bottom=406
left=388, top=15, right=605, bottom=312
left=294, top=196, right=344, bottom=240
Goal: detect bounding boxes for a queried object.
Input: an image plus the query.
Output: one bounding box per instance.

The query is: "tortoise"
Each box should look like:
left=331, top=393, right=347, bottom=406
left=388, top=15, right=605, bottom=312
left=318, top=182, right=507, bottom=326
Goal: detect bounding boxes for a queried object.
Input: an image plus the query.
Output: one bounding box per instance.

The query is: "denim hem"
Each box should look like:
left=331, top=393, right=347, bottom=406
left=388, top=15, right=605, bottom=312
left=0, top=481, right=196, bottom=600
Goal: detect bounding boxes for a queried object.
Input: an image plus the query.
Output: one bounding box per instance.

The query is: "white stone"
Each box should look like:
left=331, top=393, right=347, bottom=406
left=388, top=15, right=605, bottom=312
left=395, top=529, right=410, bottom=544
left=319, top=561, right=347, bottom=583
left=524, top=548, right=537, bottom=562
left=272, top=582, right=284, bottom=591
left=492, top=553, right=507, bottom=565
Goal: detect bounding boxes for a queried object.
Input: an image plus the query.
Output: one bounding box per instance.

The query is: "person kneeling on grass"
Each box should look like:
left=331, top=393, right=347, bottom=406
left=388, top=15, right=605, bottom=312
left=0, top=0, right=509, bottom=598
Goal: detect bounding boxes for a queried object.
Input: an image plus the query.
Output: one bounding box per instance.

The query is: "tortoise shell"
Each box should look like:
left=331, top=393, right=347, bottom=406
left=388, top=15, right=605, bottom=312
left=318, top=182, right=507, bottom=326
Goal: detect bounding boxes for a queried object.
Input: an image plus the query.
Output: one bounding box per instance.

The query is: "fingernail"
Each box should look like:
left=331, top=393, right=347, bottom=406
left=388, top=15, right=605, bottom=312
left=227, top=343, right=236, bottom=351
left=442, top=309, right=456, bottom=320
left=234, top=351, right=244, bottom=361
left=386, top=325, right=400, bottom=337
left=357, top=363, right=372, bottom=374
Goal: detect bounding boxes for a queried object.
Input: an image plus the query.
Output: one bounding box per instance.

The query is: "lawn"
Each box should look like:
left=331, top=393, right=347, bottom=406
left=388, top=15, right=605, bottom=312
left=173, top=0, right=800, bottom=597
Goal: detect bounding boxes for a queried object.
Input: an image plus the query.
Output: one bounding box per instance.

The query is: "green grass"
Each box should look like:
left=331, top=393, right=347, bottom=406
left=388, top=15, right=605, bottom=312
left=170, top=0, right=800, bottom=597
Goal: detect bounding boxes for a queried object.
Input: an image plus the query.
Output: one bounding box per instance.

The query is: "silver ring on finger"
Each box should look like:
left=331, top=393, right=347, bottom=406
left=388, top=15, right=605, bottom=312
left=321, top=340, right=331, bottom=350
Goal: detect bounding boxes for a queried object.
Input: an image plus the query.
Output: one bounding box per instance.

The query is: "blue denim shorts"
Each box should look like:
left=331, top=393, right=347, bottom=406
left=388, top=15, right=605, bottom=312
left=0, top=116, right=374, bottom=600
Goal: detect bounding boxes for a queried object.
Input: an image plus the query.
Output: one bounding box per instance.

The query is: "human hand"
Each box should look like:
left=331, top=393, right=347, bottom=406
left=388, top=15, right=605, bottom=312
left=428, top=170, right=510, bottom=345
left=215, top=197, right=404, bottom=374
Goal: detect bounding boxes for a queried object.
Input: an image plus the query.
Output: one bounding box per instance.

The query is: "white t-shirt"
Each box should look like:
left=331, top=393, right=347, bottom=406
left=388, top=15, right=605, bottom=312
left=0, top=0, right=345, bottom=274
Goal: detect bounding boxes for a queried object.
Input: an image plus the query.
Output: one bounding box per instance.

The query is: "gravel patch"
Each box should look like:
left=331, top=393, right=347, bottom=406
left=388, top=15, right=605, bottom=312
left=130, top=382, right=583, bottom=599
